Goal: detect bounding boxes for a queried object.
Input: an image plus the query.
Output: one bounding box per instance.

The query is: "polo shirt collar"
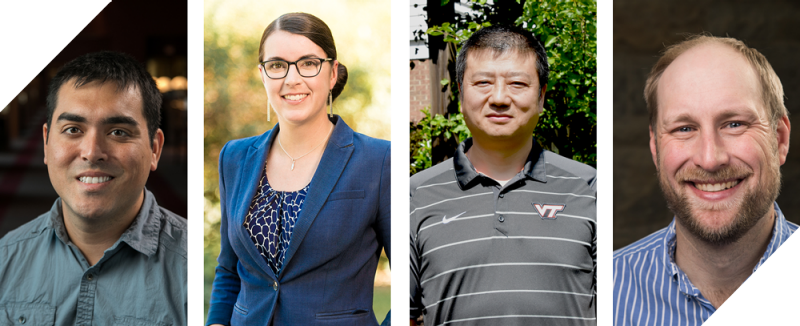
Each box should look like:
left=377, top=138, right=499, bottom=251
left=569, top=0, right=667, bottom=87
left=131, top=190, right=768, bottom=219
left=662, top=202, right=791, bottom=298
left=48, top=188, right=161, bottom=257
left=454, top=137, right=547, bottom=189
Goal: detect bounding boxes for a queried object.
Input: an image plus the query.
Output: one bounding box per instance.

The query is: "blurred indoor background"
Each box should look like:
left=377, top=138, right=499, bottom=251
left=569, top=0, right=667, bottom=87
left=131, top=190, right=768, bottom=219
left=614, top=0, right=800, bottom=249
left=0, top=0, right=187, bottom=237
left=202, top=0, right=391, bottom=322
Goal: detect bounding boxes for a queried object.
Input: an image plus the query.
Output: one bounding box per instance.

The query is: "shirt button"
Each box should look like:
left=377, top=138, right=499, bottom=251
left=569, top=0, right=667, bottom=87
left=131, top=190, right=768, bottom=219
left=87, top=274, right=94, bottom=281
left=499, top=193, right=504, bottom=198
left=498, top=215, right=505, bottom=222
left=18, top=315, right=26, bottom=324
left=272, top=281, right=278, bottom=291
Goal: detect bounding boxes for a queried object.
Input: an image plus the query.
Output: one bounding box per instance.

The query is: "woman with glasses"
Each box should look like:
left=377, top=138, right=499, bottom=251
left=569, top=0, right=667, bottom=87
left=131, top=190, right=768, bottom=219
left=206, top=12, right=390, bottom=326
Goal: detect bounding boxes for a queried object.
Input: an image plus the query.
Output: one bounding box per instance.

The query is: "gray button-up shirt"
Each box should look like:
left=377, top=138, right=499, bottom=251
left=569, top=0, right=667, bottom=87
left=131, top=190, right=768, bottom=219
left=0, top=189, right=187, bottom=326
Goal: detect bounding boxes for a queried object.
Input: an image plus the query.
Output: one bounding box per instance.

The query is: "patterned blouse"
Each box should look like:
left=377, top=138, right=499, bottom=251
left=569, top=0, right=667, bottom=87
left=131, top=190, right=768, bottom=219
left=243, top=164, right=309, bottom=275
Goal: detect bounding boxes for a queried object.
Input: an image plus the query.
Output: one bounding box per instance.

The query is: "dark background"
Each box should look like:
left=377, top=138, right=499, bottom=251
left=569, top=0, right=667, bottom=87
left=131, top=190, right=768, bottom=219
left=614, top=0, right=800, bottom=249
left=0, top=0, right=187, bottom=237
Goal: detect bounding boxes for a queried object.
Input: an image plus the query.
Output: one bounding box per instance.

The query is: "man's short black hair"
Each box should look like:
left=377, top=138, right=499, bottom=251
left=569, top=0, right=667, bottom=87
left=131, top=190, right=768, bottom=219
left=456, top=25, right=549, bottom=95
left=45, top=51, right=162, bottom=143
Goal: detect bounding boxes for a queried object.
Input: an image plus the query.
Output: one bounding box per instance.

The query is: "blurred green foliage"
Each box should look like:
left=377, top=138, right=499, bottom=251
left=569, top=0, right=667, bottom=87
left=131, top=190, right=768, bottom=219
left=203, top=0, right=390, bottom=319
left=411, top=0, right=597, bottom=173
left=410, top=108, right=471, bottom=175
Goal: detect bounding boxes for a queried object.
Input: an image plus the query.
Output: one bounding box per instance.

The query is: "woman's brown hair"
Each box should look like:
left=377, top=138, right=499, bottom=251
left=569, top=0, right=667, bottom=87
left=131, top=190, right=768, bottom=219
left=259, top=13, right=348, bottom=101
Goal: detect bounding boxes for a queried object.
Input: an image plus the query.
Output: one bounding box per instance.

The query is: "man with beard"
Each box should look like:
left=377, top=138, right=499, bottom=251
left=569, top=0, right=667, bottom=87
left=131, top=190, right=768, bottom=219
left=613, top=35, right=796, bottom=325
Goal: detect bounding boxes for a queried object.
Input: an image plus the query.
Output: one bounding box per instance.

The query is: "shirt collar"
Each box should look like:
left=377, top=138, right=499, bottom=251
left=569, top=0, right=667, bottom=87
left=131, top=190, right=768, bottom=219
left=661, top=202, right=792, bottom=297
left=453, top=137, right=547, bottom=189
left=48, top=188, right=162, bottom=257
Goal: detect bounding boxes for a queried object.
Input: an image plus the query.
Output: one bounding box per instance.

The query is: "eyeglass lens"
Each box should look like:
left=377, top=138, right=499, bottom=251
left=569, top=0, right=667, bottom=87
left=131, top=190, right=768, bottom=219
left=264, top=59, right=324, bottom=78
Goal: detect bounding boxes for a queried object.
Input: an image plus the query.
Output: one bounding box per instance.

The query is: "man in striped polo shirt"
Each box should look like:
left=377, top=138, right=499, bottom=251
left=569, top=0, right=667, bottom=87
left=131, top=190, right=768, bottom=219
left=410, top=25, right=597, bottom=326
left=613, top=35, right=797, bottom=325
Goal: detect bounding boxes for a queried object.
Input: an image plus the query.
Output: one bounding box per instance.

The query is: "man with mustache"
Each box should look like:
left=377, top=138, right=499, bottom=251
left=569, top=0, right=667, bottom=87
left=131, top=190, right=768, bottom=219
left=410, top=25, right=597, bottom=325
left=0, top=52, right=186, bottom=325
left=613, top=35, right=796, bottom=325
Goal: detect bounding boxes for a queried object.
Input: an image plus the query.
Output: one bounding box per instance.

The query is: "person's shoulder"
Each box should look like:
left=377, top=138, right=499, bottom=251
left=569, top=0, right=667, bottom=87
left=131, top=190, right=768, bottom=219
left=221, top=132, right=271, bottom=156
left=155, top=206, right=187, bottom=259
left=218, top=132, right=270, bottom=167
left=613, top=226, right=671, bottom=262
left=542, top=150, right=596, bottom=188
left=352, top=132, right=390, bottom=152
left=410, top=158, right=455, bottom=198
left=0, top=212, right=52, bottom=250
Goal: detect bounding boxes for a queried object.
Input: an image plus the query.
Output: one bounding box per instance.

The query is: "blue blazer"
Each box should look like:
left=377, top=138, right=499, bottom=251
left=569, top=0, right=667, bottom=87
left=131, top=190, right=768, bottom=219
left=207, top=116, right=391, bottom=326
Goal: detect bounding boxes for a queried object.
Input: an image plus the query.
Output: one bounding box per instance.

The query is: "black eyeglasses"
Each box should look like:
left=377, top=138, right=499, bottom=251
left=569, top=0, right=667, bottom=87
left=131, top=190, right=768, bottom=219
left=259, top=58, right=333, bottom=79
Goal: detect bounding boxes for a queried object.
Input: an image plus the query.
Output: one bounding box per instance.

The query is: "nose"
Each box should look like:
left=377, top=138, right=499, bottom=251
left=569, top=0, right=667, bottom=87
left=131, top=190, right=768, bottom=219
left=284, top=63, right=303, bottom=86
left=488, top=83, right=512, bottom=108
left=692, top=129, right=729, bottom=172
left=80, top=130, right=108, bottom=164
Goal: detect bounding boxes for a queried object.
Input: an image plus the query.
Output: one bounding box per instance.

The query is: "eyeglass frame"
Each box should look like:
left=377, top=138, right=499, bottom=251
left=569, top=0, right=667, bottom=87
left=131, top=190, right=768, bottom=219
left=259, top=58, right=334, bottom=79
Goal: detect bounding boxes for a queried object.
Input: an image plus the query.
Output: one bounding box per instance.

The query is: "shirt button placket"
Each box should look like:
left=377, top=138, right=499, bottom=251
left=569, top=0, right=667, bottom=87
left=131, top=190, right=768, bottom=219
left=76, top=270, right=97, bottom=325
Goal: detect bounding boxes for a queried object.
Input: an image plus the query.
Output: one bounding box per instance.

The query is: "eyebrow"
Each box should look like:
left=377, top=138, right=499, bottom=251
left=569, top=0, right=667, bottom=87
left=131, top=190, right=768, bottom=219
left=665, top=109, right=758, bottom=125
left=265, top=54, right=325, bottom=61
left=56, top=112, right=87, bottom=123
left=471, top=71, right=532, bottom=78
left=56, top=112, right=138, bottom=126
left=102, top=116, right=139, bottom=126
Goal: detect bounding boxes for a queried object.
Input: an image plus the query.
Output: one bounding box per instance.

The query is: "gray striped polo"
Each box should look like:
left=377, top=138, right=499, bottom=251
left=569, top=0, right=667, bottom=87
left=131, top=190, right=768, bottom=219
left=410, top=138, right=597, bottom=326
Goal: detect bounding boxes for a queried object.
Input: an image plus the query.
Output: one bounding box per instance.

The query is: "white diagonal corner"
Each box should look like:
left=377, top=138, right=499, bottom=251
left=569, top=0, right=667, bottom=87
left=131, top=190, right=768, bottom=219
left=705, top=230, right=800, bottom=325
left=0, top=0, right=110, bottom=111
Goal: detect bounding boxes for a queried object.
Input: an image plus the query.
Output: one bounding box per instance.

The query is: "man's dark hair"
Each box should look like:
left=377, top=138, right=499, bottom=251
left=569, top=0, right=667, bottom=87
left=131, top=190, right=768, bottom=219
left=456, top=25, right=549, bottom=96
left=45, top=51, right=162, bottom=143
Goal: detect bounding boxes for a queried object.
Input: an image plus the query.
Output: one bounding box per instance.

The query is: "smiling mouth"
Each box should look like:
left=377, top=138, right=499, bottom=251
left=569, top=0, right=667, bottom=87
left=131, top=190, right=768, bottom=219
left=283, top=94, right=308, bottom=101
left=693, top=180, right=740, bottom=192
left=79, top=176, right=113, bottom=184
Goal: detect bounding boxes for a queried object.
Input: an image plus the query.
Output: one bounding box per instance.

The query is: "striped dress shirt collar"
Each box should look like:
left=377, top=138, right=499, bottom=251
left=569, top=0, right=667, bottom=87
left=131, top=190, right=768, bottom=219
left=613, top=202, right=798, bottom=325
left=662, top=203, right=795, bottom=296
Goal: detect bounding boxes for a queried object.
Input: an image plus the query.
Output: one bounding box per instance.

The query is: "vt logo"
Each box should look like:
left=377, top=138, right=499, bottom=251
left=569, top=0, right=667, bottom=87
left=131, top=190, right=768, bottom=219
left=532, top=203, right=566, bottom=219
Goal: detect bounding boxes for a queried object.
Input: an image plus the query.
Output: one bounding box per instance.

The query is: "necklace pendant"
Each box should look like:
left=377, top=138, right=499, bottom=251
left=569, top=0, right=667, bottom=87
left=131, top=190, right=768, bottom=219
left=291, top=160, right=295, bottom=171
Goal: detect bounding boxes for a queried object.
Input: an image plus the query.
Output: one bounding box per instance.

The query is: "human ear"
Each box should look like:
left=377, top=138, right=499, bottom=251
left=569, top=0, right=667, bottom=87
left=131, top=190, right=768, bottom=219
left=150, top=129, right=165, bottom=171
left=776, top=115, right=791, bottom=165
left=649, top=124, right=658, bottom=170
left=329, top=60, right=339, bottom=91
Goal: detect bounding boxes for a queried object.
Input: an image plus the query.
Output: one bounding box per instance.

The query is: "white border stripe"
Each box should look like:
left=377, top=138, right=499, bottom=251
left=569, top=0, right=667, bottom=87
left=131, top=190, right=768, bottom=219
left=497, top=211, right=596, bottom=224
left=546, top=175, right=583, bottom=179
left=514, top=189, right=597, bottom=199
left=418, top=213, right=494, bottom=233
left=439, top=314, right=597, bottom=325
left=409, top=192, right=493, bottom=215
left=415, top=180, right=458, bottom=190
left=422, top=236, right=591, bottom=257
left=421, top=262, right=585, bottom=285
left=425, top=289, right=593, bottom=309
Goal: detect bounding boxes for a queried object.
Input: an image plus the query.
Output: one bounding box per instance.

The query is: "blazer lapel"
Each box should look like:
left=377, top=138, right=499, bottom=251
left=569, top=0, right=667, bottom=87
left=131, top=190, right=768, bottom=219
left=280, top=116, right=354, bottom=275
left=232, top=125, right=280, bottom=280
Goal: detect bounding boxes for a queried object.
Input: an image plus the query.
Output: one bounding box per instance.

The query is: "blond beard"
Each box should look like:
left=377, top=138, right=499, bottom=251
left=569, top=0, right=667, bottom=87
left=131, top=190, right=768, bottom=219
left=656, top=146, right=781, bottom=245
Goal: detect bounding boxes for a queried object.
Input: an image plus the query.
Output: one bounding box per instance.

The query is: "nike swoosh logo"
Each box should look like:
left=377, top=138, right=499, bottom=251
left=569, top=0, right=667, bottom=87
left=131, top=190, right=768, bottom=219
left=442, top=211, right=467, bottom=224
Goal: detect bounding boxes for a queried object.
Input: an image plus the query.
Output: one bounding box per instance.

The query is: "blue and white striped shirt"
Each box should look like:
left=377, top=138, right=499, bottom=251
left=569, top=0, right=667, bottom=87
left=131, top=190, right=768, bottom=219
left=613, top=203, right=797, bottom=326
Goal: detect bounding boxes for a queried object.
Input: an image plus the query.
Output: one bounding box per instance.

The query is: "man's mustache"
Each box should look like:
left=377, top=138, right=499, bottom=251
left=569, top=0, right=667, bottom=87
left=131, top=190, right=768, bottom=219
left=674, top=165, right=752, bottom=184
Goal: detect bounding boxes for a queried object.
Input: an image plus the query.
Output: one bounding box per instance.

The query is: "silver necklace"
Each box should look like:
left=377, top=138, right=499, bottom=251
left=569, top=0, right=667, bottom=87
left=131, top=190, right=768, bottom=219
left=277, top=123, right=333, bottom=171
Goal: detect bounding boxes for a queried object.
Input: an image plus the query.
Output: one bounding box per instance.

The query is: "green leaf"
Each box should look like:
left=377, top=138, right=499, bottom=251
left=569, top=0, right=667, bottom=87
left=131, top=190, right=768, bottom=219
left=440, top=79, right=450, bottom=86
left=545, top=35, right=558, bottom=47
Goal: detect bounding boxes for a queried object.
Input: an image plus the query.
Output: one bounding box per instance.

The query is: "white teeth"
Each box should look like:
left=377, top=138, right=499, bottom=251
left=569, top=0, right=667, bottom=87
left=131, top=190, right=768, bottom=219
left=79, top=176, right=111, bottom=184
left=695, top=180, right=739, bottom=192
left=283, top=94, right=308, bottom=101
